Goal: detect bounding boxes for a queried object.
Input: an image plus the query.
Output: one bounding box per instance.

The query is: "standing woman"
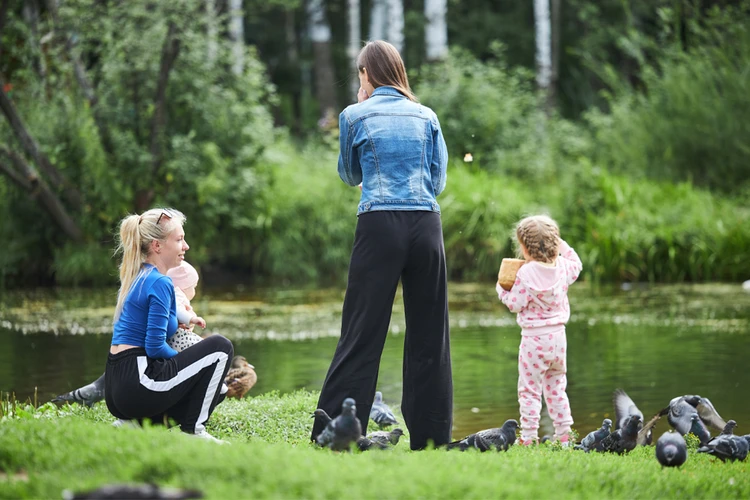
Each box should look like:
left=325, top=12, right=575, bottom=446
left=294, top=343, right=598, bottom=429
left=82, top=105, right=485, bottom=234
left=311, top=40, right=452, bottom=450
left=106, top=208, right=234, bottom=443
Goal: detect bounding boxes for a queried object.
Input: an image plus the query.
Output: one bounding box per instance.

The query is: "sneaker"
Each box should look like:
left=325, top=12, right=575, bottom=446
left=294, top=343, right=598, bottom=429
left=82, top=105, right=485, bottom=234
left=220, top=383, right=228, bottom=395
left=554, top=434, right=571, bottom=448
left=192, top=429, right=230, bottom=445
left=112, top=419, right=140, bottom=428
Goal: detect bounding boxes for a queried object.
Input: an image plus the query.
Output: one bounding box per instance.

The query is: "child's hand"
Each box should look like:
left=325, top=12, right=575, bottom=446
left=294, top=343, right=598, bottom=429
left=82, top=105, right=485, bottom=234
left=190, top=316, right=207, bottom=329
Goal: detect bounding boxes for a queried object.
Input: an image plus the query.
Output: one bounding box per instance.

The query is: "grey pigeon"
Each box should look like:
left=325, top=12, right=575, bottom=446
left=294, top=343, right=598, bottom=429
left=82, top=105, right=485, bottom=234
left=720, top=420, right=737, bottom=436
left=655, top=431, right=688, bottom=467
left=697, top=433, right=749, bottom=462
left=357, top=428, right=404, bottom=451
left=574, top=418, right=612, bottom=452
left=312, top=408, right=332, bottom=426
left=62, top=483, right=202, bottom=499
left=598, top=414, right=641, bottom=454
left=446, top=419, right=519, bottom=452
left=640, top=394, right=727, bottom=441
left=613, top=389, right=651, bottom=445
left=53, top=372, right=105, bottom=407
left=370, top=391, right=398, bottom=428
left=316, top=398, right=363, bottom=451
left=688, top=413, right=712, bottom=446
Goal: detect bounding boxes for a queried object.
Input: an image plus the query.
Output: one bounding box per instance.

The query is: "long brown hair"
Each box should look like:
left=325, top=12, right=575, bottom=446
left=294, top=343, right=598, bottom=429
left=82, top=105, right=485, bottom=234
left=516, top=215, right=560, bottom=264
left=357, top=40, right=417, bottom=102
left=113, top=208, right=186, bottom=322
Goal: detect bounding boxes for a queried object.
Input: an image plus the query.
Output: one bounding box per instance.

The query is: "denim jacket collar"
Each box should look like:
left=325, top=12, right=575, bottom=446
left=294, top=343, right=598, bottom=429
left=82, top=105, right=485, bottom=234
left=370, top=86, right=406, bottom=98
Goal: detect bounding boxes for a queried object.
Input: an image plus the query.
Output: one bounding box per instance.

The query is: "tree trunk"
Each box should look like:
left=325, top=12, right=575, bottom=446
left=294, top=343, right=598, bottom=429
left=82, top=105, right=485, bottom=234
left=549, top=0, right=560, bottom=110
left=533, top=0, right=552, bottom=112
left=137, top=22, right=181, bottom=212
left=369, top=0, right=386, bottom=41
left=285, top=8, right=302, bottom=133
left=206, top=0, right=218, bottom=66
left=307, top=0, right=337, bottom=120
left=347, top=0, right=361, bottom=100
left=385, top=0, right=404, bottom=52
left=0, top=76, right=82, bottom=209
left=424, top=0, right=447, bottom=61
left=22, top=0, right=47, bottom=81
left=0, top=146, right=83, bottom=242
left=228, top=0, right=244, bottom=75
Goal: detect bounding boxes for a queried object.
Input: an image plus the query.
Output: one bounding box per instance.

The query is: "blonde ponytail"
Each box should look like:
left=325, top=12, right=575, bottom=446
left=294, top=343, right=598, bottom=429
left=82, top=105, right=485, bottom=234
left=112, top=208, right=186, bottom=322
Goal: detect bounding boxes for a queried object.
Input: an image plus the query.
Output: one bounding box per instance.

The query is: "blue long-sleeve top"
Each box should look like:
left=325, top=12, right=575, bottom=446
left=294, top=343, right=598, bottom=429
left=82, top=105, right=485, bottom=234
left=112, top=265, right=179, bottom=359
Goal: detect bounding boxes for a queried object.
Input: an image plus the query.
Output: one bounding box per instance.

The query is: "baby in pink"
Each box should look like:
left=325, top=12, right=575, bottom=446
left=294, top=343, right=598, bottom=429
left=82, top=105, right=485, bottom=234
left=166, top=261, right=207, bottom=352
left=496, top=215, right=582, bottom=445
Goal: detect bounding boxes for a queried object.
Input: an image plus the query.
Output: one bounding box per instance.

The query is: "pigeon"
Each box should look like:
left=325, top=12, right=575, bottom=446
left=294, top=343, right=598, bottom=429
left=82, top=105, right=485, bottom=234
left=370, top=391, right=399, bottom=428
left=655, top=431, right=688, bottom=467
left=574, top=418, right=612, bottom=452
left=315, top=398, right=363, bottom=451
left=357, top=428, right=404, bottom=451
left=697, top=432, right=749, bottom=462
left=688, top=413, right=712, bottom=446
left=62, top=483, right=203, bottom=499
left=720, top=420, right=737, bottom=436
left=52, top=372, right=105, bottom=407
left=613, top=389, right=651, bottom=445
left=312, top=408, right=332, bottom=426
left=640, top=394, right=727, bottom=441
left=598, top=414, right=641, bottom=454
left=446, top=419, right=519, bottom=452
left=224, top=355, right=257, bottom=399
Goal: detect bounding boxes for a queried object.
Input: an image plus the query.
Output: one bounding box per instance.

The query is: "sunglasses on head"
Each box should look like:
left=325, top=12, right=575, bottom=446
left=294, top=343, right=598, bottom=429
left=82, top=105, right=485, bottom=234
left=156, top=210, right=172, bottom=225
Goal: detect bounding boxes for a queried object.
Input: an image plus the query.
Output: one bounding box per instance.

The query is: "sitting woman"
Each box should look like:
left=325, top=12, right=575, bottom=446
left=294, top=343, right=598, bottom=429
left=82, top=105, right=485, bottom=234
left=105, top=208, right=234, bottom=443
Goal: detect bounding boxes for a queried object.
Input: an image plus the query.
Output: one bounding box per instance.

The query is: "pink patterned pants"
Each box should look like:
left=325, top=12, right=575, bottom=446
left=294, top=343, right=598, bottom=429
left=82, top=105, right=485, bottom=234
left=518, top=330, right=573, bottom=442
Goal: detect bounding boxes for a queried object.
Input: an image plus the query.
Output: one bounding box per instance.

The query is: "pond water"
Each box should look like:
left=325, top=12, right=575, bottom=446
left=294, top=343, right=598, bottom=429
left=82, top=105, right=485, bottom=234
left=1, top=283, right=749, bottom=440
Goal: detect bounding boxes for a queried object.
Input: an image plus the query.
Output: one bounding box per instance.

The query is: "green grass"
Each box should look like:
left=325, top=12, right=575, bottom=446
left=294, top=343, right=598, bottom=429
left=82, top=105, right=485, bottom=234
left=1, top=391, right=748, bottom=499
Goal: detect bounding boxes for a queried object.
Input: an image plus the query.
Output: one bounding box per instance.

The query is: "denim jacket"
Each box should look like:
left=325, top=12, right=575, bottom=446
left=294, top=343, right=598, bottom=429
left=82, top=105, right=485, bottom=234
left=337, top=86, right=449, bottom=215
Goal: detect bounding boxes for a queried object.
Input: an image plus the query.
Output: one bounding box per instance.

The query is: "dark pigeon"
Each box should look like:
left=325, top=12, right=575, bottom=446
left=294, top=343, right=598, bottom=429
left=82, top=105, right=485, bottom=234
left=357, top=428, right=404, bottom=451
left=598, top=414, right=641, bottom=454
left=52, top=372, right=105, bottom=408
left=447, top=419, right=519, bottom=452
left=574, top=418, right=612, bottom=452
left=655, top=431, right=688, bottom=467
left=613, top=389, right=651, bottom=445
left=316, top=398, right=363, bottom=451
left=641, top=395, right=727, bottom=441
left=688, top=413, right=712, bottom=446
left=697, top=433, right=749, bottom=462
left=370, top=391, right=399, bottom=428
left=720, top=420, right=737, bottom=436
left=62, top=483, right=202, bottom=499
left=312, top=408, right=332, bottom=426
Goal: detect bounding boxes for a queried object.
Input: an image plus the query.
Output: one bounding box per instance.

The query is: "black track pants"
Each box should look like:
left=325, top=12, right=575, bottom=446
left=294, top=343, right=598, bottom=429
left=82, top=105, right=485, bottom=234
left=105, top=334, right=234, bottom=433
left=312, top=211, right=453, bottom=449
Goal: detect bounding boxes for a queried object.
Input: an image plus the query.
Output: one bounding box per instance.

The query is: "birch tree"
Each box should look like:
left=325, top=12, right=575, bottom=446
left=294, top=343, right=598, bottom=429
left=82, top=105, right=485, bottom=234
left=386, top=0, right=404, bottom=52
left=533, top=0, right=552, bottom=93
left=347, top=0, right=361, bottom=100
left=228, top=0, right=244, bottom=75
left=369, top=0, right=386, bottom=41
left=424, top=0, right=447, bottom=61
left=307, top=0, right=337, bottom=120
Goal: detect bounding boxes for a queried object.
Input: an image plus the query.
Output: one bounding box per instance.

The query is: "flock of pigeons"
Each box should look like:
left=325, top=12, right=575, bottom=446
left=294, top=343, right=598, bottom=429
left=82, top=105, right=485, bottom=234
left=572, top=389, right=749, bottom=466
left=317, top=388, right=750, bottom=467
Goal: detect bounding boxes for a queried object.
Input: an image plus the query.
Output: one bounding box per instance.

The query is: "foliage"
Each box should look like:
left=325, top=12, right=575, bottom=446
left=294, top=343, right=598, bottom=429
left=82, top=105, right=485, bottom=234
left=1, top=391, right=749, bottom=499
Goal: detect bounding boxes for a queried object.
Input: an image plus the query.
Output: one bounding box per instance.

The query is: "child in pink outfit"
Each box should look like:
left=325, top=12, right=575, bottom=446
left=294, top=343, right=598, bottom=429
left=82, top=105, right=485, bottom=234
left=166, top=261, right=207, bottom=352
left=496, top=215, right=582, bottom=445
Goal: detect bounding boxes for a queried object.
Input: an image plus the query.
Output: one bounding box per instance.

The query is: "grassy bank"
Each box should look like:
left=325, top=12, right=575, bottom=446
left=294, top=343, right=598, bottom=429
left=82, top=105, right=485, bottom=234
left=1, top=391, right=748, bottom=499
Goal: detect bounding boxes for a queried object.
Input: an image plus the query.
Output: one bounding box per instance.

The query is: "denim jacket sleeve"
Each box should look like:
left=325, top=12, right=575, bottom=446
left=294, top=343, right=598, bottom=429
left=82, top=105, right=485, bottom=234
left=430, top=115, right=448, bottom=196
left=337, top=109, right=363, bottom=186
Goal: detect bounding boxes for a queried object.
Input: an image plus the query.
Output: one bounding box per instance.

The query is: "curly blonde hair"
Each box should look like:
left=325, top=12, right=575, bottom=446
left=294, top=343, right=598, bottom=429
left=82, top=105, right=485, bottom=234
left=516, top=215, right=559, bottom=263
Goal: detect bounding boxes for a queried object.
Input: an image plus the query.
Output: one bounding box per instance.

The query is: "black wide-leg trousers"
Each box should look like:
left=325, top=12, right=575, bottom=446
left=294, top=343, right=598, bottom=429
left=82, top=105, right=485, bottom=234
left=311, top=211, right=453, bottom=450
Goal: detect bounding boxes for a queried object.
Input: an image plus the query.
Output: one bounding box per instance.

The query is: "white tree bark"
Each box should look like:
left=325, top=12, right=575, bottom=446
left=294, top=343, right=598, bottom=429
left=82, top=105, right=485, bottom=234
left=308, top=0, right=332, bottom=44
left=424, top=0, right=447, bottom=61
left=228, top=0, right=244, bottom=75
left=369, top=0, right=387, bottom=41
left=386, top=0, right=404, bottom=52
left=307, top=0, right=337, bottom=119
left=206, top=0, right=218, bottom=66
left=533, top=0, right=552, bottom=90
left=348, top=0, right=361, bottom=100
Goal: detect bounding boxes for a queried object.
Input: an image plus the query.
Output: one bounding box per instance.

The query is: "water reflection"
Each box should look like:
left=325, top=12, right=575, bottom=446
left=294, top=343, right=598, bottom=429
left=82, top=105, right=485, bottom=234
left=1, top=283, right=749, bottom=439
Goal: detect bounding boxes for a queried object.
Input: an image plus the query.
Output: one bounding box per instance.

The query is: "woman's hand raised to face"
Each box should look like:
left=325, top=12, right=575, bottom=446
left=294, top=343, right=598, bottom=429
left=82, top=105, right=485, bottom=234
left=357, top=87, right=369, bottom=103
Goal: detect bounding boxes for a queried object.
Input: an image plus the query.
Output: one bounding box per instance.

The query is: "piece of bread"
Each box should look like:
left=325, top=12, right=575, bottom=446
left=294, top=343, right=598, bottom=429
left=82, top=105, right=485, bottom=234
left=497, top=258, right=525, bottom=291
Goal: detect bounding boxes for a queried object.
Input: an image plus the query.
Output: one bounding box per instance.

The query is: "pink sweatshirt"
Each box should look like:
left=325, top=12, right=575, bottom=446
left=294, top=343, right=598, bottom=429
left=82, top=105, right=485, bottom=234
left=496, top=240, right=582, bottom=336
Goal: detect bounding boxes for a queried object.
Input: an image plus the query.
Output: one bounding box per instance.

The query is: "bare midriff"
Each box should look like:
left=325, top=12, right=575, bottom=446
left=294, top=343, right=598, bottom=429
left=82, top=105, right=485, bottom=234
left=110, top=344, right=139, bottom=354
